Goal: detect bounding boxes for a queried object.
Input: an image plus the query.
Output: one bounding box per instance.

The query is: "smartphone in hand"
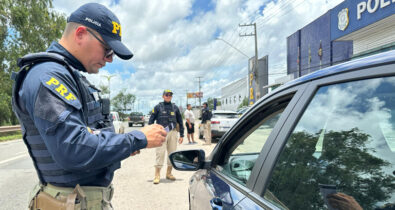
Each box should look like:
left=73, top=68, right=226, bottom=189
left=319, top=184, right=337, bottom=210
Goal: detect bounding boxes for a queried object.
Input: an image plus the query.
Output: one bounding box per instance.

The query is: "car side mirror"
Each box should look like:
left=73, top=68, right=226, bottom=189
left=169, top=150, right=205, bottom=171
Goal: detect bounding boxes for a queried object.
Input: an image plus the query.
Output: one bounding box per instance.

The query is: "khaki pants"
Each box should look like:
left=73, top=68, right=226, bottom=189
left=155, top=129, right=178, bottom=168
left=29, top=183, right=113, bottom=210
left=204, top=120, right=212, bottom=144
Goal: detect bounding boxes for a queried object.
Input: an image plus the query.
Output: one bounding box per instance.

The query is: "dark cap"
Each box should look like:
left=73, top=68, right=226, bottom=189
left=67, top=3, right=133, bottom=60
left=163, top=89, right=173, bottom=95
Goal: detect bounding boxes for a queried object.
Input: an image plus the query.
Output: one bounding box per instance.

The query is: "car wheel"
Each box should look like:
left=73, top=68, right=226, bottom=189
left=199, top=133, right=203, bottom=139
left=129, top=123, right=133, bottom=127
left=142, top=123, right=145, bottom=127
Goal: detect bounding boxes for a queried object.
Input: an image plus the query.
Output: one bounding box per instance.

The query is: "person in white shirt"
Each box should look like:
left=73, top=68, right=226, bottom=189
left=184, top=104, right=196, bottom=144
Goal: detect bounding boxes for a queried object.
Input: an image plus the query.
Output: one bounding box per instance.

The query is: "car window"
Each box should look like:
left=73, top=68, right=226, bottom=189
left=217, top=109, right=284, bottom=186
left=265, top=77, right=395, bottom=210
left=213, top=113, right=239, bottom=119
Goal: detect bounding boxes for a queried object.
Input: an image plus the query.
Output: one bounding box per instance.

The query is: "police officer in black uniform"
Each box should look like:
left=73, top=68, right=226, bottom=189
left=201, top=102, right=212, bottom=145
left=149, top=90, right=184, bottom=184
left=11, top=3, right=166, bottom=209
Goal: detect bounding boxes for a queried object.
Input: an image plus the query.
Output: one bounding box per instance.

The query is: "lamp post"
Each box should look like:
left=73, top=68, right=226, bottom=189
left=101, top=75, right=115, bottom=99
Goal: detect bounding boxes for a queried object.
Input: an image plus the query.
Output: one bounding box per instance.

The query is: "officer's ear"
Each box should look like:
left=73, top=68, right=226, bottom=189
left=74, top=26, right=88, bottom=44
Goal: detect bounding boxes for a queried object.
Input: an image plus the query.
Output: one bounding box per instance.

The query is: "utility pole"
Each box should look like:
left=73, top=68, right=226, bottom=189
left=185, top=89, right=189, bottom=106
left=196, top=77, right=202, bottom=108
left=239, top=22, right=260, bottom=99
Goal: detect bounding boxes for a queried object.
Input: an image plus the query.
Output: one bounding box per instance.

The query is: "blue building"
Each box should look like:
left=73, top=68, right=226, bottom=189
left=287, top=0, right=395, bottom=78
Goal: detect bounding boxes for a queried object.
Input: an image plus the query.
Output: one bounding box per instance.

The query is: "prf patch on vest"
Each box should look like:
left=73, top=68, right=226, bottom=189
left=170, top=112, right=175, bottom=116
left=40, top=75, right=82, bottom=110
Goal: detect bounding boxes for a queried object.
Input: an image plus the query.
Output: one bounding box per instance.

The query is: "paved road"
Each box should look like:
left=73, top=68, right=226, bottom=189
left=0, top=123, right=215, bottom=209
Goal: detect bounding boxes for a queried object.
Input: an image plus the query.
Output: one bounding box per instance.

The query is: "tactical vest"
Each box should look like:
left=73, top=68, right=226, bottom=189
left=156, top=102, right=177, bottom=129
left=11, top=52, right=113, bottom=185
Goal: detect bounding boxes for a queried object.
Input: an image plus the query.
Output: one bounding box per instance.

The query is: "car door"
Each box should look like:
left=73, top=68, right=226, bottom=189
left=253, top=62, right=395, bottom=209
left=190, top=83, right=309, bottom=210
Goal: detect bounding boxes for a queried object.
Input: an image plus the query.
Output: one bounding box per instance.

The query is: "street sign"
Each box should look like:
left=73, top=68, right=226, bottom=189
left=187, top=92, right=203, bottom=98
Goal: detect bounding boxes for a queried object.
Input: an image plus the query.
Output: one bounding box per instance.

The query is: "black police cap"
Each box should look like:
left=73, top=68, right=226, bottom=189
left=68, top=3, right=133, bottom=60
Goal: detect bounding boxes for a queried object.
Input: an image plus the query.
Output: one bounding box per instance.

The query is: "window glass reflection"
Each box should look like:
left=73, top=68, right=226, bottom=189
left=219, top=110, right=283, bottom=186
left=265, top=77, right=395, bottom=210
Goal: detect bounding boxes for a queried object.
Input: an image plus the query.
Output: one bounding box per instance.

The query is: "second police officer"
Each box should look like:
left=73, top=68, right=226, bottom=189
left=149, top=90, right=184, bottom=184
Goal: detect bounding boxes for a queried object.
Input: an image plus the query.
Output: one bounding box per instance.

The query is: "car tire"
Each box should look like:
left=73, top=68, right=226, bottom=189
left=142, top=123, right=145, bottom=127
left=199, top=133, right=203, bottom=139
left=129, top=123, right=133, bottom=127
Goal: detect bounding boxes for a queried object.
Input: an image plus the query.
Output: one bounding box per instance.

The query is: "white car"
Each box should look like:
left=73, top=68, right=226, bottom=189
left=199, top=110, right=239, bottom=140
left=110, top=111, right=125, bottom=134
left=144, top=114, right=151, bottom=124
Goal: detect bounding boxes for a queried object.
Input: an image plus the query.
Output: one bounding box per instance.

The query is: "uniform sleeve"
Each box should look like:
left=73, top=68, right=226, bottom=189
left=22, top=67, right=147, bottom=172
left=176, top=107, right=184, bottom=137
left=148, top=105, right=158, bottom=125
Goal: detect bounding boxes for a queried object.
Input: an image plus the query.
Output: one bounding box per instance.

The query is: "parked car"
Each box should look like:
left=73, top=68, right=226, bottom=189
left=110, top=111, right=124, bottom=134
left=199, top=110, right=239, bottom=140
left=144, top=114, right=151, bottom=124
left=128, top=112, right=144, bottom=127
left=237, top=106, right=251, bottom=117
left=170, top=50, right=395, bottom=210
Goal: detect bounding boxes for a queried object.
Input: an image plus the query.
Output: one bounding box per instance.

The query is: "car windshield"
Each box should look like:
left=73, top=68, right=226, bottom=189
left=131, top=112, right=143, bottom=116
left=213, top=113, right=238, bottom=119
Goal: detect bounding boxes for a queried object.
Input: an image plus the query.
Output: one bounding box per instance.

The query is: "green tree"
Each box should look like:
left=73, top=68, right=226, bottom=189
left=112, top=89, right=136, bottom=116
left=207, top=97, right=221, bottom=110
left=268, top=128, right=395, bottom=209
left=0, top=0, right=66, bottom=125
left=99, top=85, right=110, bottom=98
left=238, top=97, right=249, bottom=109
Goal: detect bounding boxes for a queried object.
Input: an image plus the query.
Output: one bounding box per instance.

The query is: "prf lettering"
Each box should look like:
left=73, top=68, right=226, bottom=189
left=46, top=77, right=76, bottom=101
left=112, top=21, right=122, bottom=36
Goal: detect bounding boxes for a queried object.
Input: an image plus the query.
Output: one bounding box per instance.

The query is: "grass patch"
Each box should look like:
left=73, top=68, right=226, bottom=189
left=0, top=131, right=22, bottom=142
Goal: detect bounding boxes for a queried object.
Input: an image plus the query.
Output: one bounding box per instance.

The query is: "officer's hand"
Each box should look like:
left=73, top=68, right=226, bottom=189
left=179, top=137, right=183, bottom=144
left=141, top=124, right=166, bottom=148
left=130, top=150, right=140, bottom=156
left=327, top=193, right=362, bottom=210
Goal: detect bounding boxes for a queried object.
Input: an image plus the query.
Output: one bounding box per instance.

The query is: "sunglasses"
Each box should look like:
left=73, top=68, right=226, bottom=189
left=86, top=28, right=114, bottom=59
left=164, top=94, right=173, bottom=97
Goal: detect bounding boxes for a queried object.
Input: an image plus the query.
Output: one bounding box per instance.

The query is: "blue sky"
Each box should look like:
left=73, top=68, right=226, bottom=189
left=53, top=0, right=344, bottom=114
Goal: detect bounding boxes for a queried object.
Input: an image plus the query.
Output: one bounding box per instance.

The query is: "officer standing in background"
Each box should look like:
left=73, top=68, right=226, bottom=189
left=149, top=90, right=184, bottom=184
left=11, top=3, right=166, bottom=209
left=201, top=102, right=212, bottom=145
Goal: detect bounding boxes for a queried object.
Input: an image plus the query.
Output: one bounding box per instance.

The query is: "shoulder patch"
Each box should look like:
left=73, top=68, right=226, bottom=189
left=40, top=75, right=82, bottom=110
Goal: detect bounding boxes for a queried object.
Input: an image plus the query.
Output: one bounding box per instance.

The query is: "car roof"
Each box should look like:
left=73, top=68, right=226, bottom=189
left=283, top=49, right=395, bottom=89
left=213, top=110, right=238, bottom=114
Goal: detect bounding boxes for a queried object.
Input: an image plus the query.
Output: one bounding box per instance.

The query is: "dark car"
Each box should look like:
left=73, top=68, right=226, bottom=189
left=170, top=50, right=395, bottom=210
left=128, top=112, right=144, bottom=127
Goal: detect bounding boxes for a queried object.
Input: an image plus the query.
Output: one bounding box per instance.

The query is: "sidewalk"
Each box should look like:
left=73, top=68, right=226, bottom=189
left=111, top=123, right=216, bottom=209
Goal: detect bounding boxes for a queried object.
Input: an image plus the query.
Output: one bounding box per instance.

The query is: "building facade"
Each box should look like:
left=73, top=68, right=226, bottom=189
left=287, top=0, right=395, bottom=78
left=221, top=77, right=248, bottom=111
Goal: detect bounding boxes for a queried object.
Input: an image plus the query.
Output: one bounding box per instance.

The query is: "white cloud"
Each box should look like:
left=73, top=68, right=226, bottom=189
left=53, top=0, right=344, bottom=113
